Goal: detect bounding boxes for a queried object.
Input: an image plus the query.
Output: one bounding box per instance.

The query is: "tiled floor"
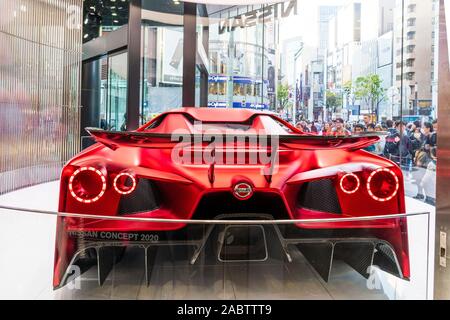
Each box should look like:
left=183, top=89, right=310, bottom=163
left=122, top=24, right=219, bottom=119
left=54, top=245, right=388, bottom=300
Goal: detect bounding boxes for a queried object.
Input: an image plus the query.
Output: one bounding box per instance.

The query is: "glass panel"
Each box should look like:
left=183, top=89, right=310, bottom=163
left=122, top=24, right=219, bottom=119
left=140, top=0, right=184, bottom=123
left=0, top=203, right=431, bottom=300
left=0, top=0, right=82, bottom=194
left=107, top=52, right=128, bottom=131
left=195, top=66, right=201, bottom=107
left=140, top=0, right=439, bottom=210
left=396, top=0, right=439, bottom=208
left=82, top=0, right=130, bottom=43
left=282, top=0, right=439, bottom=210
left=99, top=56, right=108, bottom=129
left=206, top=4, right=272, bottom=110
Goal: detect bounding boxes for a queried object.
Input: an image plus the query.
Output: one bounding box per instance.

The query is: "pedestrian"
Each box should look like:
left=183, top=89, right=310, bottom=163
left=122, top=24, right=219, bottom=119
left=353, top=123, right=366, bottom=135
left=422, top=122, right=434, bottom=151
left=321, top=122, right=333, bottom=136
left=383, top=120, right=400, bottom=160
left=421, top=147, right=437, bottom=206
left=384, top=120, right=411, bottom=166
left=363, top=115, right=371, bottom=128
left=410, top=127, right=425, bottom=159
left=331, top=118, right=351, bottom=136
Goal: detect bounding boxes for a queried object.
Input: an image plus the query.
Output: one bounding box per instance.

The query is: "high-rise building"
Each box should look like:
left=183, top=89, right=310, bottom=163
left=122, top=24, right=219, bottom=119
left=353, top=0, right=395, bottom=119
left=282, top=36, right=303, bottom=87
left=360, top=0, right=394, bottom=42
left=318, top=6, right=339, bottom=53
left=327, top=1, right=362, bottom=89
left=294, top=44, right=325, bottom=120
left=292, top=6, right=340, bottom=121
left=393, top=0, right=438, bottom=116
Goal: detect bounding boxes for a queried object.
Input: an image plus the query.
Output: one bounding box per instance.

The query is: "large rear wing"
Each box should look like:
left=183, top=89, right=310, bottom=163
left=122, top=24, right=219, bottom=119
left=86, top=128, right=380, bottom=152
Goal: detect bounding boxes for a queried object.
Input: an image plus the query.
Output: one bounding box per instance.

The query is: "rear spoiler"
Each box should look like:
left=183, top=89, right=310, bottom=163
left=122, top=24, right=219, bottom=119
left=86, top=128, right=380, bottom=151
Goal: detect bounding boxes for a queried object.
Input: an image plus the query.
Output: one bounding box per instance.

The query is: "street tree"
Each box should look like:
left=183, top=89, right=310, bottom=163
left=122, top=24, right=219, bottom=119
left=343, top=81, right=355, bottom=107
left=354, top=74, right=387, bottom=121
left=326, top=90, right=343, bottom=114
left=277, top=84, right=290, bottom=111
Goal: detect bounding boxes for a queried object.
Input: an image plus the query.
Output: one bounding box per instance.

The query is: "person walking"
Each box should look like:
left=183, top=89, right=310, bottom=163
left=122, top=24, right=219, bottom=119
left=384, top=121, right=411, bottom=166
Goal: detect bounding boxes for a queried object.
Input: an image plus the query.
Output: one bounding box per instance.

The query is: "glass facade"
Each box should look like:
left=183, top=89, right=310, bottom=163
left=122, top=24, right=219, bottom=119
left=0, top=0, right=82, bottom=194
left=141, top=23, right=184, bottom=122
left=138, top=1, right=295, bottom=117
left=80, top=0, right=440, bottom=207
left=140, top=0, right=184, bottom=123
left=81, top=50, right=128, bottom=137
left=205, top=4, right=277, bottom=111
left=82, top=0, right=130, bottom=43
left=105, top=51, right=128, bottom=131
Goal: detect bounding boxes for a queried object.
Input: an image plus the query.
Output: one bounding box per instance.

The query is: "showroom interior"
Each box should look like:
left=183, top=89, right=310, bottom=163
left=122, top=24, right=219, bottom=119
left=0, top=0, right=450, bottom=300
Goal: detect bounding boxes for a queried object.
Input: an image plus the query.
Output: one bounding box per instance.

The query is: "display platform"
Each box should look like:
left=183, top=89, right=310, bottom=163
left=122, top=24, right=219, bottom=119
left=0, top=181, right=435, bottom=300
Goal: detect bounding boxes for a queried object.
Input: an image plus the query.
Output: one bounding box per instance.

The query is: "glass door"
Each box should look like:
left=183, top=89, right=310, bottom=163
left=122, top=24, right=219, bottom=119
left=141, top=23, right=184, bottom=123
left=107, top=51, right=128, bottom=131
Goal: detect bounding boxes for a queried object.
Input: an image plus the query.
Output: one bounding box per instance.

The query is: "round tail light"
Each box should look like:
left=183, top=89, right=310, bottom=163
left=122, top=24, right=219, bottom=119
left=113, top=172, right=137, bottom=195
left=69, top=167, right=107, bottom=203
left=340, top=173, right=360, bottom=194
left=367, top=168, right=399, bottom=202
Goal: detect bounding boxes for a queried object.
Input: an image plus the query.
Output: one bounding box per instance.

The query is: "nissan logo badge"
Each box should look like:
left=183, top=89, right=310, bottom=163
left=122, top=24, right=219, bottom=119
left=233, top=182, right=253, bottom=200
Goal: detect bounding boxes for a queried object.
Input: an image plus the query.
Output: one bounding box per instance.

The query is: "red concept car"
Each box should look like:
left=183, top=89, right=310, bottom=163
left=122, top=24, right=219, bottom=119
left=53, top=108, right=410, bottom=288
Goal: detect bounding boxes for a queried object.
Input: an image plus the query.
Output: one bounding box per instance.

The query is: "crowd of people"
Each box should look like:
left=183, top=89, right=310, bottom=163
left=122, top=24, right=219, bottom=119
left=295, top=117, right=438, bottom=205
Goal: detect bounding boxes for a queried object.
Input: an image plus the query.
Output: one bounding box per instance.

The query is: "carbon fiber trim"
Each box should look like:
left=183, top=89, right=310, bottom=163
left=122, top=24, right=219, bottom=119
left=334, top=242, right=375, bottom=279
left=117, top=179, right=160, bottom=215
left=295, top=242, right=334, bottom=282
left=298, top=179, right=342, bottom=214
left=373, top=242, right=403, bottom=278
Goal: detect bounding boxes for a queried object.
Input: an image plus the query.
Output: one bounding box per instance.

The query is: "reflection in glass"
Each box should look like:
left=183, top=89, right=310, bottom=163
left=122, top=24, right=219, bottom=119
left=141, top=25, right=184, bottom=122
left=82, top=0, right=130, bottom=43
left=107, top=52, right=128, bottom=131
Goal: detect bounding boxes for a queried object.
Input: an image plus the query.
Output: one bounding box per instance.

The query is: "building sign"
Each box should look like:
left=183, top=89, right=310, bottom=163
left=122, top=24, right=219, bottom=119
left=208, top=102, right=228, bottom=108
left=219, top=0, right=298, bottom=35
left=419, top=100, right=432, bottom=108
left=209, top=75, right=227, bottom=82
left=233, top=102, right=269, bottom=110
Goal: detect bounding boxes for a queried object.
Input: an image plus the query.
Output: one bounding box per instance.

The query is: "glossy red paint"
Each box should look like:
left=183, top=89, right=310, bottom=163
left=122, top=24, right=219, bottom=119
left=53, top=108, right=410, bottom=288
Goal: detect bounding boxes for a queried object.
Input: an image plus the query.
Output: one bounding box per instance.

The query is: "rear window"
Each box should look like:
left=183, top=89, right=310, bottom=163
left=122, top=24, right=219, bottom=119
left=198, top=115, right=293, bottom=134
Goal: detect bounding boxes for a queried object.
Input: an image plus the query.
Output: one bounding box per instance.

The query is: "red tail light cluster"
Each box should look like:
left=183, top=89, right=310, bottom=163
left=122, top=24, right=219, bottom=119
left=69, top=167, right=138, bottom=203
left=339, top=173, right=360, bottom=194
left=367, top=168, right=399, bottom=202
left=113, top=172, right=137, bottom=195
left=68, top=167, right=107, bottom=203
left=339, top=168, right=399, bottom=202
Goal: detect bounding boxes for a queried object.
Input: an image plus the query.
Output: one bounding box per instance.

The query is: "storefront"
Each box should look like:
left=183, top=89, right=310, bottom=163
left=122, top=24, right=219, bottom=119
left=1, top=0, right=450, bottom=301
